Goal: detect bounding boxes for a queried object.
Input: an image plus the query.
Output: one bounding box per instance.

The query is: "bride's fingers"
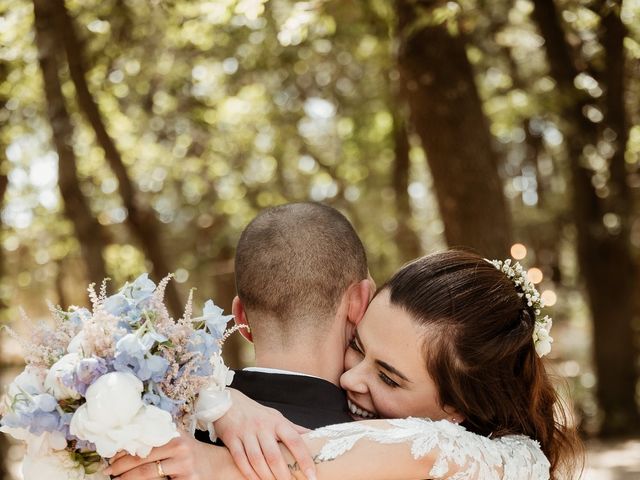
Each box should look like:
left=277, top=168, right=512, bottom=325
left=108, top=450, right=127, bottom=464
left=276, top=424, right=316, bottom=479
left=104, top=449, right=167, bottom=477
left=257, top=430, right=291, bottom=480
left=293, top=424, right=311, bottom=434
left=114, top=460, right=167, bottom=480
left=227, top=437, right=261, bottom=480
left=244, top=435, right=277, bottom=480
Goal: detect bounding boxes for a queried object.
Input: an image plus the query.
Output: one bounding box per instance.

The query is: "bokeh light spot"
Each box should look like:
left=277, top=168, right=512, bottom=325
left=510, top=243, right=527, bottom=260
left=527, top=267, right=544, bottom=284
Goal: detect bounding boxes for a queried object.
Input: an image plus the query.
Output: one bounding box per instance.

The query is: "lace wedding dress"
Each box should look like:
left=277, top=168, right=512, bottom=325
left=309, top=417, right=550, bottom=479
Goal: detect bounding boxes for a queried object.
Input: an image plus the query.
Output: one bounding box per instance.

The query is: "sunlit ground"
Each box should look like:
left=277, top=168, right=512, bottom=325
left=583, top=439, right=640, bottom=479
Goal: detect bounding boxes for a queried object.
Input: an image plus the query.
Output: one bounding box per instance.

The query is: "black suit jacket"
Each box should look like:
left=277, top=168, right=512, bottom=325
left=196, top=369, right=353, bottom=444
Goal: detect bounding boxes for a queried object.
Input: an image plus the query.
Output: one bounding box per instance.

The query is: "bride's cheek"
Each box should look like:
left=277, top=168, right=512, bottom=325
left=344, top=349, right=358, bottom=370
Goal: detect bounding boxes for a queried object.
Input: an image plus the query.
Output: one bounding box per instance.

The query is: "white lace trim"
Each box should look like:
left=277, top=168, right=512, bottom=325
left=309, top=417, right=550, bottom=480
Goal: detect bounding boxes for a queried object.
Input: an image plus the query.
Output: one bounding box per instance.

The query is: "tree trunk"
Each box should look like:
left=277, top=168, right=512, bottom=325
left=33, top=0, right=109, bottom=288
left=49, top=0, right=183, bottom=316
left=396, top=1, right=512, bottom=259
left=392, top=102, right=422, bottom=262
left=531, top=0, right=640, bottom=436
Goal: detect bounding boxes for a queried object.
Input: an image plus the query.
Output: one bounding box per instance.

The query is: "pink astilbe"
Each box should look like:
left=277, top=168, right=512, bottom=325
left=180, top=288, right=196, bottom=324
left=98, top=278, right=110, bottom=304
left=159, top=350, right=209, bottom=421
left=150, top=275, right=175, bottom=335
left=87, top=282, right=101, bottom=312
left=11, top=308, right=79, bottom=368
left=220, top=323, right=248, bottom=345
left=79, top=310, right=124, bottom=359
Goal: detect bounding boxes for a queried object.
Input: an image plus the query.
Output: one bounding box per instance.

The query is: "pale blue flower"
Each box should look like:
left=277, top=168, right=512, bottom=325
left=186, top=331, right=220, bottom=376
left=127, top=273, right=156, bottom=306
left=114, top=333, right=169, bottom=382
left=141, top=331, right=168, bottom=350
left=103, top=293, right=129, bottom=317
left=202, top=300, right=233, bottom=340
left=103, top=273, right=157, bottom=317
left=1, top=392, right=62, bottom=435
left=72, top=357, right=108, bottom=395
left=142, top=390, right=183, bottom=417
left=67, top=307, right=91, bottom=327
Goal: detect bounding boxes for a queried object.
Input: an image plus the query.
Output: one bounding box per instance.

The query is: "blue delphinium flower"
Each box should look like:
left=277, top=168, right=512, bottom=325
left=186, top=330, right=220, bottom=376
left=128, top=273, right=156, bottom=306
left=1, top=392, right=62, bottom=435
left=67, top=307, right=92, bottom=327
left=142, top=389, right=183, bottom=417
left=72, top=357, right=108, bottom=395
left=201, top=300, right=233, bottom=341
left=102, top=293, right=130, bottom=317
left=103, top=273, right=157, bottom=318
left=114, top=333, right=169, bottom=382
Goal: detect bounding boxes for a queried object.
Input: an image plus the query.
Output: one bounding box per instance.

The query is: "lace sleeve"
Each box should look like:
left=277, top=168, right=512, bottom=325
left=308, top=418, right=550, bottom=480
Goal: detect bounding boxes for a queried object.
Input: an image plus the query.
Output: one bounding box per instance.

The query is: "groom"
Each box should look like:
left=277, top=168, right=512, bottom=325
left=104, top=203, right=373, bottom=480
left=204, top=202, right=374, bottom=430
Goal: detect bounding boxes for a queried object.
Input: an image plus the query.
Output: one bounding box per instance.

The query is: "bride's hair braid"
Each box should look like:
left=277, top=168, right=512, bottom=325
left=380, top=250, right=582, bottom=479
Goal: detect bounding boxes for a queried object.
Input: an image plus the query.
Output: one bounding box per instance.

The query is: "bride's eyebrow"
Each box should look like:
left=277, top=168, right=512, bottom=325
left=376, top=359, right=411, bottom=383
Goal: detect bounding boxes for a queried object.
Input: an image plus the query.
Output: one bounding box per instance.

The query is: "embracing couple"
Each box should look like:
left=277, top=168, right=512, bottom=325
left=106, top=202, right=579, bottom=480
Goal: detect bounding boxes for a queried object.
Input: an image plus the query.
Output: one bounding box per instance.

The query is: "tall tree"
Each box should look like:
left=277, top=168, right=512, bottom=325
left=396, top=0, right=513, bottom=259
left=48, top=0, right=183, bottom=316
left=33, top=0, right=109, bottom=287
left=531, top=0, right=640, bottom=435
left=392, top=101, right=422, bottom=262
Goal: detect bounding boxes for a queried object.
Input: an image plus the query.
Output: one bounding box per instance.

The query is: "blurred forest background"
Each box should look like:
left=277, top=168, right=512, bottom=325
left=1, top=0, right=640, bottom=477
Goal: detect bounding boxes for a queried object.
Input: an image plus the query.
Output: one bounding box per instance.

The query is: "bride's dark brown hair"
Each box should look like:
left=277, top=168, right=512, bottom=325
left=381, top=250, right=581, bottom=479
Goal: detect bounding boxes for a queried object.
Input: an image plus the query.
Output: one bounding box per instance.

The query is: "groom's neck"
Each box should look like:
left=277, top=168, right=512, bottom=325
left=253, top=345, right=343, bottom=386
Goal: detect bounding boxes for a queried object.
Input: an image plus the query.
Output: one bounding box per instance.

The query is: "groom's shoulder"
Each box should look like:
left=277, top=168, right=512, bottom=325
left=231, top=370, right=354, bottom=429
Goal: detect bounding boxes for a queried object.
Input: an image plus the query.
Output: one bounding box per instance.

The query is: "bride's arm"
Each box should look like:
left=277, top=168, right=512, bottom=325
left=105, top=418, right=547, bottom=480
left=208, top=425, right=438, bottom=480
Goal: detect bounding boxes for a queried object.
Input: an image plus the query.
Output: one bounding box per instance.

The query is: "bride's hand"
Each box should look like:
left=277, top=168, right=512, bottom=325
left=214, top=388, right=315, bottom=480
left=103, top=431, right=218, bottom=480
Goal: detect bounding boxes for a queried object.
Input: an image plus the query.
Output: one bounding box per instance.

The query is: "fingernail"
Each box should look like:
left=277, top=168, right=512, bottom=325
left=304, top=468, right=317, bottom=480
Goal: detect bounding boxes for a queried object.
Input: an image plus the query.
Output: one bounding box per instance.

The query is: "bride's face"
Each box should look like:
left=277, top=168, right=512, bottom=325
left=340, top=290, right=456, bottom=422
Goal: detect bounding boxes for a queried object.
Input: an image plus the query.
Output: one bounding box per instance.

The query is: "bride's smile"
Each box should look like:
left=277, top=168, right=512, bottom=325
left=340, top=290, right=461, bottom=423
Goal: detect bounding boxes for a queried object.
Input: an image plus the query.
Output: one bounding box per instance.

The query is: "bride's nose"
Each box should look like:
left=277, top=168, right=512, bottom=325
left=340, top=362, right=368, bottom=394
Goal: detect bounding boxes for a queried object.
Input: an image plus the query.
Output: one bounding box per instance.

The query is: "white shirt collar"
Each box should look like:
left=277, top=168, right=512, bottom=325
left=243, top=367, right=320, bottom=379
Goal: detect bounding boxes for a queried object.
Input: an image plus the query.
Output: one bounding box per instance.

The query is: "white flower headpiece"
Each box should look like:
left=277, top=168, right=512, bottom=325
left=486, top=259, right=553, bottom=358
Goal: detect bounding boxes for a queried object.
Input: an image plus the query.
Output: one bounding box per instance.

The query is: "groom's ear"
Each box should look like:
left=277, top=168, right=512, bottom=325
left=346, top=278, right=374, bottom=327
left=232, top=296, right=253, bottom=343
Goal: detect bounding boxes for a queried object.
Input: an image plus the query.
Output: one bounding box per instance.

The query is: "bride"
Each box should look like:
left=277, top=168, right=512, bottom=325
left=106, top=250, right=579, bottom=480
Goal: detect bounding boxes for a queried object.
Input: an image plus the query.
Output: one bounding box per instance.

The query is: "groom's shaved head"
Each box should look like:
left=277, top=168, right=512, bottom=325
left=235, top=202, right=368, bottom=339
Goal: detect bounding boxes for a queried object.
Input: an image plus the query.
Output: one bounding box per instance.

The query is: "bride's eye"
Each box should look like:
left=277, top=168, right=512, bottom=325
left=379, top=372, right=399, bottom=388
left=349, top=338, right=363, bottom=354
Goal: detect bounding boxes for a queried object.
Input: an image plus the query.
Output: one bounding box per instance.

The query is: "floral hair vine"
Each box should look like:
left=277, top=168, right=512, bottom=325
left=486, top=258, right=553, bottom=358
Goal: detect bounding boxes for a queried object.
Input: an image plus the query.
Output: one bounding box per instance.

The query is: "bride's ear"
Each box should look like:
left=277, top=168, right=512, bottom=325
left=443, top=405, right=465, bottom=425
left=232, top=296, right=253, bottom=343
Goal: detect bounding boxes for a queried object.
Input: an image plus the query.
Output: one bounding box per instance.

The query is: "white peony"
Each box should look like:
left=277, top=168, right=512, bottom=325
left=69, top=372, right=178, bottom=458
left=45, top=353, right=82, bottom=400
left=22, top=449, right=84, bottom=480
left=194, top=354, right=234, bottom=439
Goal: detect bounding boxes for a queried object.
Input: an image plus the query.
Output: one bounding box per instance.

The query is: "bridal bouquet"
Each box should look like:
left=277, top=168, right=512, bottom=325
left=0, top=274, right=235, bottom=480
